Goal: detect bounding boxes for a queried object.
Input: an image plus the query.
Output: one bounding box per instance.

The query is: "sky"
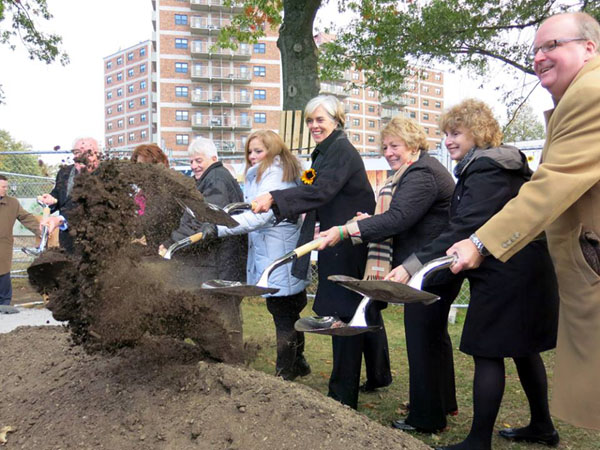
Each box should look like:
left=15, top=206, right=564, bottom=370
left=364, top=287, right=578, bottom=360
left=0, top=0, right=553, bottom=153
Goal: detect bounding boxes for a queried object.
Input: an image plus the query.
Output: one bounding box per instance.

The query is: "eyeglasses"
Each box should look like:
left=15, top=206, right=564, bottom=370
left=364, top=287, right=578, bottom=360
left=531, top=38, right=587, bottom=58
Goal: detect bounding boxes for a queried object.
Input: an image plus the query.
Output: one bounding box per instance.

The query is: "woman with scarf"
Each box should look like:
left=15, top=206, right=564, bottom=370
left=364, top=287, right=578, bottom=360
left=318, top=116, right=462, bottom=433
left=387, top=99, right=559, bottom=450
left=251, top=95, right=386, bottom=409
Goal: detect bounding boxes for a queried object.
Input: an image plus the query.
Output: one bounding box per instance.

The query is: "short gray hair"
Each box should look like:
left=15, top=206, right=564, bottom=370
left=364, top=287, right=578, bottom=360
left=188, top=137, right=218, bottom=159
left=574, top=12, right=600, bottom=53
left=304, top=95, right=346, bottom=129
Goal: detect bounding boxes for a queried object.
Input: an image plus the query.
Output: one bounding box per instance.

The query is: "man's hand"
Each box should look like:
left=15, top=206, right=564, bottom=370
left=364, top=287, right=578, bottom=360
left=37, top=194, right=57, bottom=206
left=446, top=239, right=484, bottom=274
left=384, top=265, right=411, bottom=284
left=41, top=216, right=64, bottom=234
left=251, top=193, right=273, bottom=213
left=318, top=226, right=345, bottom=250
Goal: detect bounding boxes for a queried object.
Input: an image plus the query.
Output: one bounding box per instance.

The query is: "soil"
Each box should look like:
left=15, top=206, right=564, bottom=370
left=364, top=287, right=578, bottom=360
left=2, top=159, right=429, bottom=449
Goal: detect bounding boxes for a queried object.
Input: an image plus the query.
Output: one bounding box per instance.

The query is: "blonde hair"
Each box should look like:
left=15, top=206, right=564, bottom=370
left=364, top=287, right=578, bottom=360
left=304, top=95, right=346, bottom=129
left=244, top=130, right=302, bottom=183
left=381, top=116, right=429, bottom=152
left=439, top=99, right=502, bottom=148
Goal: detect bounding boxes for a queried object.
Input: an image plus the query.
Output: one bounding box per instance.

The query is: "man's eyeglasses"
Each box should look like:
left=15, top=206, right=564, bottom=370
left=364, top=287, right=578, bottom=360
left=531, top=38, right=587, bottom=58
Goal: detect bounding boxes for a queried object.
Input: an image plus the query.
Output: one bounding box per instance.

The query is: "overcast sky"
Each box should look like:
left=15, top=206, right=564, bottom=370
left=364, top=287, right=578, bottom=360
left=0, top=1, right=552, bottom=153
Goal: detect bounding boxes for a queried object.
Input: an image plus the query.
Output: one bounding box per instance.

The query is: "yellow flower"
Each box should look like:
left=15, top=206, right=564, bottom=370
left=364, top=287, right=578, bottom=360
left=301, top=168, right=316, bottom=185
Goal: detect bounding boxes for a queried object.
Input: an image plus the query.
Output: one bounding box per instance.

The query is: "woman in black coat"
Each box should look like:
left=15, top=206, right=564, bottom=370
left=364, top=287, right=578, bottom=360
left=388, top=99, right=559, bottom=450
left=319, top=116, right=462, bottom=432
left=252, top=95, right=389, bottom=409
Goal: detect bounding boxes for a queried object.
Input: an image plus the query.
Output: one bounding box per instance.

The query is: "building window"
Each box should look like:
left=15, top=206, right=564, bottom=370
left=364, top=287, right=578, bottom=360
left=409, top=111, right=416, bottom=118
left=129, top=117, right=135, bottom=125
left=352, top=88, right=360, bottom=95
left=434, top=73, right=441, bottom=81
left=175, top=86, right=188, bottom=97
left=128, top=68, right=134, bottom=77
left=175, top=14, right=188, bottom=25
left=368, top=120, right=375, bottom=128
left=253, top=66, right=266, bottom=77
left=175, top=38, right=188, bottom=49
left=127, top=52, right=134, bottom=61
left=117, top=72, right=122, bottom=81
left=424, top=127, right=429, bottom=134
left=106, top=61, right=112, bottom=69
left=117, top=88, right=123, bottom=97
left=175, top=62, right=188, bottom=73
left=435, top=101, right=441, bottom=108
left=140, top=97, right=147, bottom=106
left=368, top=105, right=375, bottom=113
left=352, top=118, right=360, bottom=126
left=118, top=135, right=124, bottom=143
left=423, top=99, right=429, bottom=106
left=140, top=80, right=147, bottom=89
left=352, top=134, right=360, bottom=142
left=423, top=113, right=429, bottom=120
left=128, top=84, right=134, bottom=93
left=368, top=135, right=375, bottom=143
left=140, top=64, right=146, bottom=73
left=423, top=86, right=429, bottom=93
left=140, top=113, right=147, bottom=122
left=128, top=100, right=134, bottom=108
left=409, top=97, right=416, bottom=104
left=352, top=72, right=360, bottom=80
left=176, top=110, right=189, bottom=121
left=108, top=137, right=113, bottom=146
left=435, top=88, right=441, bottom=95
left=107, top=91, right=113, bottom=100
left=140, top=130, right=147, bottom=139
left=140, top=48, right=146, bottom=57
left=353, top=103, right=360, bottom=111
left=254, top=112, right=266, bottom=123
left=368, top=90, right=375, bottom=98
left=118, top=119, right=124, bottom=128
left=176, top=134, right=189, bottom=145
left=117, top=56, right=123, bottom=65
left=253, top=43, right=265, bottom=53
left=129, top=132, right=135, bottom=141
left=253, top=89, right=266, bottom=100
left=107, top=107, right=112, bottom=115
left=107, top=122, right=113, bottom=130
left=106, top=76, right=112, bottom=84
left=117, top=103, right=123, bottom=112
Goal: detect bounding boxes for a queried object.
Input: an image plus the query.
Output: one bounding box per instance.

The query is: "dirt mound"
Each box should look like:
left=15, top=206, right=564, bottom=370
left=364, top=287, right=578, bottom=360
left=0, top=327, right=428, bottom=450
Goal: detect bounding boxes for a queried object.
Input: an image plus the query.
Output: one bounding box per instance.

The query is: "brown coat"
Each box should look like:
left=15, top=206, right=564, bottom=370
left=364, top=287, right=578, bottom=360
left=0, top=196, right=40, bottom=275
left=477, top=55, right=600, bottom=430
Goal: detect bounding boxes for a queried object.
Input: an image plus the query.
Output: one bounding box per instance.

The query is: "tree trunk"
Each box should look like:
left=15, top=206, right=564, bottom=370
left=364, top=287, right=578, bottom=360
left=277, top=0, right=321, bottom=110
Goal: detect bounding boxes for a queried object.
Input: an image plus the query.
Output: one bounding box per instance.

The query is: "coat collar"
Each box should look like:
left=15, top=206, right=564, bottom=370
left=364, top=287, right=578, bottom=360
left=196, top=160, right=223, bottom=185
left=311, top=129, right=345, bottom=163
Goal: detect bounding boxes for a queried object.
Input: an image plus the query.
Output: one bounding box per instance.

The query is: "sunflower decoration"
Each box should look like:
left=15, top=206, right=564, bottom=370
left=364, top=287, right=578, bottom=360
left=301, top=168, right=316, bottom=185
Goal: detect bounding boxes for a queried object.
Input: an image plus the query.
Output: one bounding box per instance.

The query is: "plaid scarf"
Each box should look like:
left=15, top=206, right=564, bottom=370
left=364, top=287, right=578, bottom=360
left=362, top=151, right=420, bottom=280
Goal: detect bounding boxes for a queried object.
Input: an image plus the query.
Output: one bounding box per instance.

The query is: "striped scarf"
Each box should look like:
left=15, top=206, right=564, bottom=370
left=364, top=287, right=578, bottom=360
left=362, top=152, right=419, bottom=280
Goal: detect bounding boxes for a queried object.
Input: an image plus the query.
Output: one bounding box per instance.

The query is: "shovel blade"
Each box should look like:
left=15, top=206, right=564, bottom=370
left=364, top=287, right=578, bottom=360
left=294, top=316, right=381, bottom=336
left=328, top=275, right=440, bottom=304
left=200, top=279, right=279, bottom=296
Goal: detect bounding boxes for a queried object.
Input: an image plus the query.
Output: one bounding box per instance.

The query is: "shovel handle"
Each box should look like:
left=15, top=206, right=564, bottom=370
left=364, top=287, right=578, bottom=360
left=188, top=232, right=204, bottom=244
left=42, top=206, right=51, bottom=219
left=293, top=238, right=325, bottom=258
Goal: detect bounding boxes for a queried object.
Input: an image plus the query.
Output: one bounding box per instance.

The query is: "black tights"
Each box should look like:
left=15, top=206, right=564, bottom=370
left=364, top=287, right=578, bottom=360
left=445, top=354, right=554, bottom=450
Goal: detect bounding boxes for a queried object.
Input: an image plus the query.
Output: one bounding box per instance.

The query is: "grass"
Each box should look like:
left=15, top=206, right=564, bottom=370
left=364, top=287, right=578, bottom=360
left=241, top=297, right=600, bottom=449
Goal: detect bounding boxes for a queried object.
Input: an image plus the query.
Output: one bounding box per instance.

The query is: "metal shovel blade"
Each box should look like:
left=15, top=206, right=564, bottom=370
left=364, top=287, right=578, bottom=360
left=294, top=316, right=381, bottom=336
left=328, top=275, right=439, bottom=304
left=199, top=279, right=279, bottom=296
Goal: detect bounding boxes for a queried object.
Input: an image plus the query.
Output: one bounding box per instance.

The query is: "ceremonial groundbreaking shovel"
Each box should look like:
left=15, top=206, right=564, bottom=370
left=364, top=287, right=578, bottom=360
left=22, top=200, right=51, bottom=257
left=200, top=238, right=325, bottom=297
left=295, top=254, right=457, bottom=336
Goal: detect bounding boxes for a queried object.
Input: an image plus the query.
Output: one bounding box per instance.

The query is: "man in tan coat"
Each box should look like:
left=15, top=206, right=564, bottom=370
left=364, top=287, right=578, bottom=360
left=448, top=12, right=600, bottom=431
left=0, top=175, right=41, bottom=306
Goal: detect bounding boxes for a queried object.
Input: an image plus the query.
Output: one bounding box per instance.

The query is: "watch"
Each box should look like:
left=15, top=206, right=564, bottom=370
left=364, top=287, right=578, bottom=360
left=469, top=233, right=490, bottom=257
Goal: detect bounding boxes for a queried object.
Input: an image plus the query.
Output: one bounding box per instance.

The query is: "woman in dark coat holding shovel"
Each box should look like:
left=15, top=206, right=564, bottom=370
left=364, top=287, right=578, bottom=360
left=252, top=95, right=389, bottom=409
left=318, top=116, right=462, bottom=433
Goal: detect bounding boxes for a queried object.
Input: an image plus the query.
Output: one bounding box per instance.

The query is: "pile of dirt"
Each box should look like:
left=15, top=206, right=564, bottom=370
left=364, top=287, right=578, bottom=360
left=0, top=327, right=429, bottom=450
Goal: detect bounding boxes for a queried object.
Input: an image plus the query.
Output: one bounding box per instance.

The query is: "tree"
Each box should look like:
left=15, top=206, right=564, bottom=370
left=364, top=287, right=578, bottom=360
left=0, top=129, right=45, bottom=176
left=0, top=0, right=69, bottom=103
left=502, top=104, right=545, bottom=143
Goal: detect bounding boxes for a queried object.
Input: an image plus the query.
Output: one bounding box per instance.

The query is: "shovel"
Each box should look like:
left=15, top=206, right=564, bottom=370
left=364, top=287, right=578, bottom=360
left=295, top=254, right=457, bottom=336
left=200, top=237, right=325, bottom=296
left=22, top=201, right=50, bottom=257
left=176, top=197, right=252, bottom=221
left=159, top=231, right=207, bottom=260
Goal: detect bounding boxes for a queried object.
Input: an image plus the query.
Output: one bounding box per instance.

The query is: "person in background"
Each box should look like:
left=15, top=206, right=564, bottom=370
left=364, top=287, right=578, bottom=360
left=131, top=143, right=170, bottom=167
left=0, top=175, right=41, bottom=308
left=387, top=99, right=559, bottom=450
left=251, top=95, right=388, bottom=409
left=38, top=137, right=100, bottom=252
left=201, top=130, right=311, bottom=380
left=447, top=12, right=600, bottom=433
left=318, top=115, right=461, bottom=433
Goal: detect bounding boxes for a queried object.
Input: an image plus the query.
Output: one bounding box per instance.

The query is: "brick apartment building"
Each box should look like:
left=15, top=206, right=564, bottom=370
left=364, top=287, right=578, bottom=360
left=103, top=0, right=445, bottom=157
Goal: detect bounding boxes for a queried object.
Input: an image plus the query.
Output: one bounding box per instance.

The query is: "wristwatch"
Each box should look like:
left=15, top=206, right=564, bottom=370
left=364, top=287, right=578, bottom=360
left=469, top=233, right=490, bottom=257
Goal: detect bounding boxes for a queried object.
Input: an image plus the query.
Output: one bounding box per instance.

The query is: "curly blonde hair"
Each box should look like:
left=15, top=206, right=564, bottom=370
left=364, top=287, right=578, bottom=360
left=439, top=99, right=502, bottom=148
left=381, top=116, right=429, bottom=152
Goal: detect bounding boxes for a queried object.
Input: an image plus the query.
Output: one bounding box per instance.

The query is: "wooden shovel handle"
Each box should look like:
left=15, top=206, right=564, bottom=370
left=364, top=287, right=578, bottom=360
left=293, top=238, right=324, bottom=258
left=42, top=206, right=51, bottom=219
left=188, top=232, right=204, bottom=244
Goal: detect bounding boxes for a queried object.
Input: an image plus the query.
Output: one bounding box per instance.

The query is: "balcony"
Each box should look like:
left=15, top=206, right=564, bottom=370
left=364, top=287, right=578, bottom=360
left=191, top=66, right=251, bottom=83
left=191, top=16, right=231, bottom=34
left=381, top=107, right=402, bottom=120
left=380, top=94, right=407, bottom=107
left=190, top=0, right=244, bottom=12
left=191, top=40, right=251, bottom=60
left=192, top=114, right=252, bottom=130
left=191, top=90, right=251, bottom=107
left=319, top=82, right=349, bottom=98
left=215, top=139, right=245, bottom=153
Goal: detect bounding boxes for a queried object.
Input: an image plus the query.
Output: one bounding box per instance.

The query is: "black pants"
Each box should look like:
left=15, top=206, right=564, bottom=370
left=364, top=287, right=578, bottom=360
left=328, top=305, right=390, bottom=409
left=266, top=290, right=307, bottom=375
left=404, top=279, right=462, bottom=431
left=0, top=272, right=12, bottom=305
